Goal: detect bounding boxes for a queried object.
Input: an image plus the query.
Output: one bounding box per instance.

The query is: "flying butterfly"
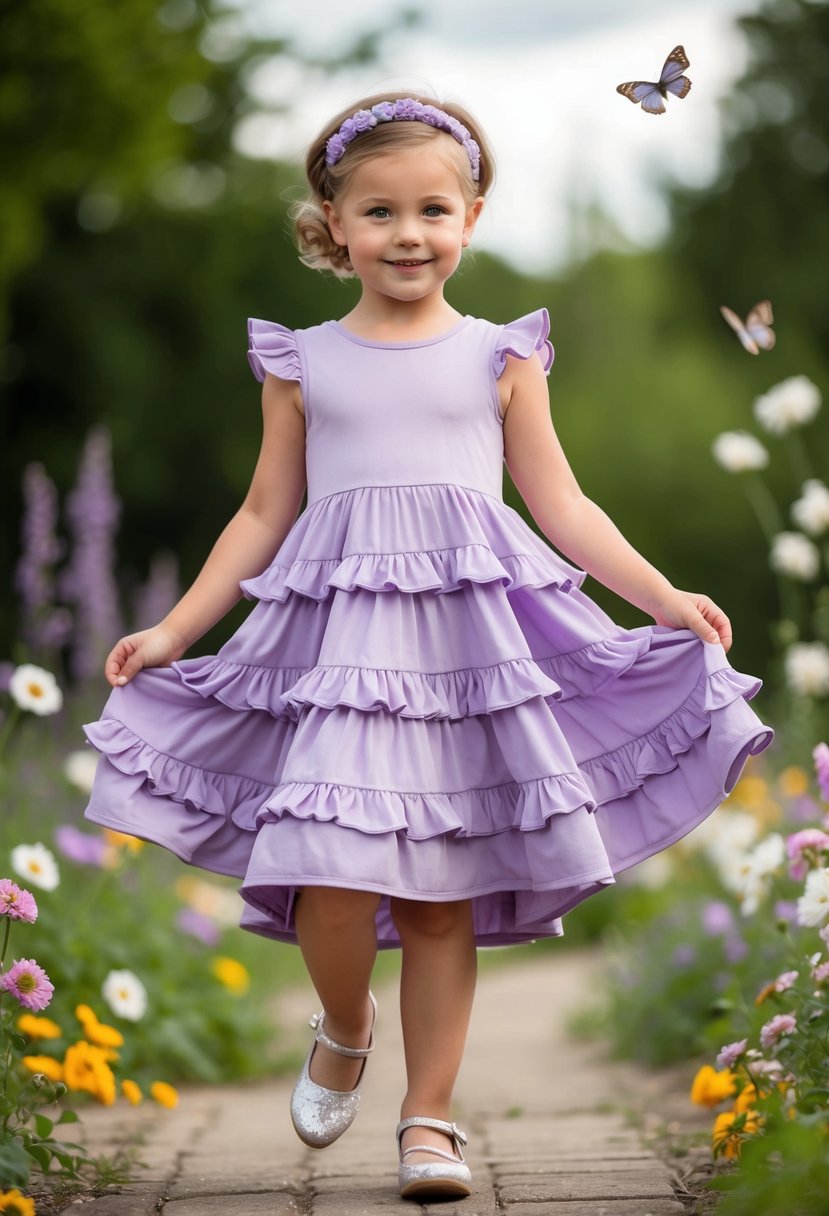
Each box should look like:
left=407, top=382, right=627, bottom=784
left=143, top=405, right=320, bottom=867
left=719, top=301, right=776, bottom=355
left=616, top=46, right=692, bottom=114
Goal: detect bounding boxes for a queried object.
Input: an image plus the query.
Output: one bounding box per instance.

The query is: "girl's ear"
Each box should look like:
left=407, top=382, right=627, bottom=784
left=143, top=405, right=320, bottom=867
left=461, top=197, right=485, bottom=248
left=323, top=200, right=348, bottom=248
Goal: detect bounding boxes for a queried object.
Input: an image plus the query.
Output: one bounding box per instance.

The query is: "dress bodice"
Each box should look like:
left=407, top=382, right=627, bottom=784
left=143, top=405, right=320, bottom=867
left=247, top=311, right=553, bottom=506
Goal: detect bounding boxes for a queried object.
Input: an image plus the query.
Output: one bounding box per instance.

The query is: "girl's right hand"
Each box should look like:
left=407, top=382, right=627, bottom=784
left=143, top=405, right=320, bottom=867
left=104, top=625, right=186, bottom=688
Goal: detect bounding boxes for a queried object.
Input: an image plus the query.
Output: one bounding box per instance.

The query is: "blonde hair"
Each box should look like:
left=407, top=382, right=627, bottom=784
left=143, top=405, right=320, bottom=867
left=290, top=90, right=495, bottom=278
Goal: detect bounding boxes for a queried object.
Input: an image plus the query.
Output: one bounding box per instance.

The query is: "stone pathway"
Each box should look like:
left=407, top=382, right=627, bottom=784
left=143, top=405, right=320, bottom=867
left=72, top=950, right=688, bottom=1214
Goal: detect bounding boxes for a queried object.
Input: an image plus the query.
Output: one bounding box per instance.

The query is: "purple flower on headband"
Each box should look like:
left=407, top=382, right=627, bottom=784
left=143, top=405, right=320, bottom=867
left=393, top=98, right=421, bottom=120
left=339, top=118, right=358, bottom=141
left=419, top=105, right=443, bottom=128
left=444, top=116, right=464, bottom=140
left=353, top=109, right=377, bottom=132
left=464, top=138, right=481, bottom=177
left=325, top=133, right=346, bottom=165
left=371, top=101, right=395, bottom=122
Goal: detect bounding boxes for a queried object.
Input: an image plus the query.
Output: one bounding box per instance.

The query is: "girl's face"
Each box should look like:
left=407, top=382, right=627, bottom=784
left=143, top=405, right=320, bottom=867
left=324, top=145, right=484, bottom=308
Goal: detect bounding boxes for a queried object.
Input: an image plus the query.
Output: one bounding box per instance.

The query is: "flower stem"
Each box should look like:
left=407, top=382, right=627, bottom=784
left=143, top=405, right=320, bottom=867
left=742, top=474, right=783, bottom=543
left=785, top=431, right=814, bottom=488
left=0, top=918, right=10, bottom=969
left=0, top=704, right=21, bottom=766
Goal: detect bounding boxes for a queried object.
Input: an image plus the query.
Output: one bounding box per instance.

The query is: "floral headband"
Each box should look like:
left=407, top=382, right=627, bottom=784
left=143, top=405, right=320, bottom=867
left=324, top=98, right=481, bottom=182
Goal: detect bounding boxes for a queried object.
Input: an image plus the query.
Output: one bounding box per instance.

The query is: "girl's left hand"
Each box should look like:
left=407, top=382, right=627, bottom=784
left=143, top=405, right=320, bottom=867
left=650, top=590, right=733, bottom=653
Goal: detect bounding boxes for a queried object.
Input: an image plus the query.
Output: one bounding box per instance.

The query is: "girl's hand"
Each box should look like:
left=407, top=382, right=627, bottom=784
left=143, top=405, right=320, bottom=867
left=650, top=590, right=733, bottom=653
left=104, top=625, right=187, bottom=688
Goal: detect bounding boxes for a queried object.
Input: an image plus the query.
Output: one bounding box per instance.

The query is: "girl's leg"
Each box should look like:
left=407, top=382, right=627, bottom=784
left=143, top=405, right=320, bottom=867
left=390, top=897, right=477, bottom=1164
left=294, top=885, right=381, bottom=1091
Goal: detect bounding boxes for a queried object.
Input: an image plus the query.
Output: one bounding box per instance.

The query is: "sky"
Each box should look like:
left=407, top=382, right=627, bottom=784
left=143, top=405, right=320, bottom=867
left=228, top=0, right=762, bottom=274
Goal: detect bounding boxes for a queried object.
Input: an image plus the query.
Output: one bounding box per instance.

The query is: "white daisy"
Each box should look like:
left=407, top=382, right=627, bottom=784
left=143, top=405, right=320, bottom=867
left=770, top=532, right=820, bottom=581
left=796, top=867, right=829, bottom=928
left=753, top=375, right=822, bottom=435
left=791, top=480, right=829, bottom=536
left=10, top=842, right=60, bottom=892
left=8, top=664, right=63, bottom=716
left=102, top=969, right=148, bottom=1021
left=711, top=431, right=769, bottom=473
left=62, top=749, right=101, bottom=794
left=785, top=643, right=829, bottom=698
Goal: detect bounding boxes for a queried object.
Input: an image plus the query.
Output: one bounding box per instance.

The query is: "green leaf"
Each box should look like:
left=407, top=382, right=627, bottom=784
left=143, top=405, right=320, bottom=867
left=25, top=1142, right=52, bottom=1172
left=56, top=1109, right=80, bottom=1124
left=33, top=1113, right=53, bottom=1138
left=0, top=1138, right=31, bottom=1187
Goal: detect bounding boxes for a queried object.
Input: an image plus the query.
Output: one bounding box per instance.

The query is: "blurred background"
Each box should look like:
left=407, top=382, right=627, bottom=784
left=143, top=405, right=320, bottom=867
left=2, top=0, right=827, bottom=683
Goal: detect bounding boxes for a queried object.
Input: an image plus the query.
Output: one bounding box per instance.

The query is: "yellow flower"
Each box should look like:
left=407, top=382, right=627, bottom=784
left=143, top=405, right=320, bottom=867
left=22, top=1055, right=63, bottom=1082
left=150, top=1081, right=179, bottom=1109
left=211, top=956, right=250, bottom=995
left=731, top=776, right=768, bottom=809
left=733, top=1083, right=758, bottom=1114
left=690, top=1065, right=737, bottom=1107
left=712, top=1109, right=762, bottom=1159
left=755, top=980, right=777, bottom=1005
left=777, top=766, right=809, bottom=798
left=102, top=829, right=145, bottom=853
left=121, top=1079, right=143, bottom=1105
left=17, top=1014, right=61, bottom=1040
left=0, top=1189, right=36, bottom=1215
left=63, top=1041, right=116, bottom=1105
left=75, top=1004, right=124, bottom=1048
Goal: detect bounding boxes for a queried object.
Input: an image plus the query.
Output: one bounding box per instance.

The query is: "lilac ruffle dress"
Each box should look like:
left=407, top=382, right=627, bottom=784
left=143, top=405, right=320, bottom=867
left=83, top=310, right=773, bottom=947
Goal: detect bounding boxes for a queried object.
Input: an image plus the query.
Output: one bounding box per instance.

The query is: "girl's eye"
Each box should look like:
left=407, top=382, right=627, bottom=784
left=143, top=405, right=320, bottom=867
left=367, top=207, right=391, bottom=219
left=423, top=205, right=446, bottom=217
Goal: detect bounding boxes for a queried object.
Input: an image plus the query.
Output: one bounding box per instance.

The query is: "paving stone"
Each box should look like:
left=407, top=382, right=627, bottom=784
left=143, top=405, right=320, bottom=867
left=498, top=1167, right=677, bottom=1204
left=502, top=1203, right=684, bottom=1215
left=73, top=1187, right=166, bottom=1214
left=166, top=1194, right=304, bottom=1214
left=493, top=1155, right=666, bottom=1181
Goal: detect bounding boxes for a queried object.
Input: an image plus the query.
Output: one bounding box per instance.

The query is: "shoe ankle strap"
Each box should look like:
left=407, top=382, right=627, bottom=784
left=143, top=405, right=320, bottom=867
left=396, top=1116, right=468, bottom=1155
left=308, top=992, right=377, bottom=1058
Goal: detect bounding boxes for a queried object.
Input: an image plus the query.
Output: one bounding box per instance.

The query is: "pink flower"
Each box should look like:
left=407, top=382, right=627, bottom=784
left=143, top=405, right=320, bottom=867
left=814, top=743, right=829, bottom=802
left=716, top=1038, right=748, bottom=1069
left=0, top=958, right=54, bottom=1011
left=0, top=878, right=38, bottom=923
left=812, top=959, right=829, bottom=984
left=786, top=828, right=829, bottom=880
left=759, top=1012, right=797, bottom=1050
left=774, top=970, right=799, bottom=992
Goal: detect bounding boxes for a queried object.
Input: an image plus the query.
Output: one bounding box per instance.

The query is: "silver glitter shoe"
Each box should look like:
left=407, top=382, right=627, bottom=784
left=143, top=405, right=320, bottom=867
left=397, top=1116, right=473, bottom=1200
left=290, top=991, right=377, bottom=1148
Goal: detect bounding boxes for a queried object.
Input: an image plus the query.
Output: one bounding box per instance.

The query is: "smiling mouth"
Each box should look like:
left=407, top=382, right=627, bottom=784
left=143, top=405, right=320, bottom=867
left=386, top=259, right=432, bottom=266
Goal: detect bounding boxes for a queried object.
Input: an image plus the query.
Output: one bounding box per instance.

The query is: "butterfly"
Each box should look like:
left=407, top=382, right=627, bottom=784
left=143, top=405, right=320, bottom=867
left=616, top=46, right=692, bottom=114
left=719, top=301, right=776, bottom=355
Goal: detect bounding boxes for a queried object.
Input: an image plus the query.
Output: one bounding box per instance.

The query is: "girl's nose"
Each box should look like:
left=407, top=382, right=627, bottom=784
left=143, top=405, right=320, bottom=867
left=393, top=221, right=423, bottom=246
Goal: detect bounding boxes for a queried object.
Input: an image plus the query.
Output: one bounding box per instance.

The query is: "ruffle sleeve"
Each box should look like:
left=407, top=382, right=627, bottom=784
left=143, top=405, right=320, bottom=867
left=493, top=308, right=554, bottom=379
left=247, top=319, right=302, bottom=385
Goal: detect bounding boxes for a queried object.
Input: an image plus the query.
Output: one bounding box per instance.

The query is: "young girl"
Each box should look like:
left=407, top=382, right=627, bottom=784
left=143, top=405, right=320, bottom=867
left=83, top=91, right=773, bottom=1200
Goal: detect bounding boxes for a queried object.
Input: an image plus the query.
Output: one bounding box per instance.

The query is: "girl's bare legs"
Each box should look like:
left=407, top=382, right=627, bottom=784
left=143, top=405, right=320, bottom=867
left=390, top=897, right=478, bottom=1165
left=294, top=886, right=381, bottom=1091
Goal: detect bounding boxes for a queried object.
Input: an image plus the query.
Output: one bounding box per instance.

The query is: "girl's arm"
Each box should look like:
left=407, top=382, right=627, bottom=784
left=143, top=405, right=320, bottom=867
left=105, top=373, right=307, bottom=687
left=500, top=353, right=733, bottom=651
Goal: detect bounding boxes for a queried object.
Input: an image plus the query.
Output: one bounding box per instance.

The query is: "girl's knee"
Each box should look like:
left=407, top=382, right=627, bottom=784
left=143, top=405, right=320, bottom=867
left=390, top=897, right=473, bottom=940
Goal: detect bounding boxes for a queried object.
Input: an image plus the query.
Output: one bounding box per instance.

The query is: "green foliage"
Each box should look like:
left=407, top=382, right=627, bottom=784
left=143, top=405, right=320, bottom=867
left=711, top=1113, right=829, bottom=1216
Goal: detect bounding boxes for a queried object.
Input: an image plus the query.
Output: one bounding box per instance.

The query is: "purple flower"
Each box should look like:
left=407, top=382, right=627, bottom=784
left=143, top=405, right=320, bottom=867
left=759, top=1012, right=797, bottom=1049
left=352, top=109, right=376, bottom=133
left=0, top=661, right=15, bottom=693
left=0, top=958, right=54, bottom=1010
left=132, top=552, right=180, bottom=631
left=325, top=134, right=346, bottom=165
left=724, top=934, right=748, bottom=964
left=54, top=825, right=109, bottom=868
left=371, top=102, right=394, bottom=122
left=786, top=828, right=829, bottom=880
left=393, top=98, right=421, bottom=120
left=176, top=907, right=220, bottom=947
left=671, top=943, right=696, bottom=968
left=775, top=899, right=799, bottom=924
left=814, top=743, right=829, bottom=802
left=15, top=463, right=66, bottom=654
left=419, top=105, right=444, bottom=128
left=716, top=1038, right=748, bottom=1069
left=773, top=970, right=798, bottom=992
left=702, top=900, right=735, bottom=935
left=0, top=879, right=38, bottom=923
left=338, top=118, right=358, bottom=141
left=59, top=428, right=123, bottom=682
